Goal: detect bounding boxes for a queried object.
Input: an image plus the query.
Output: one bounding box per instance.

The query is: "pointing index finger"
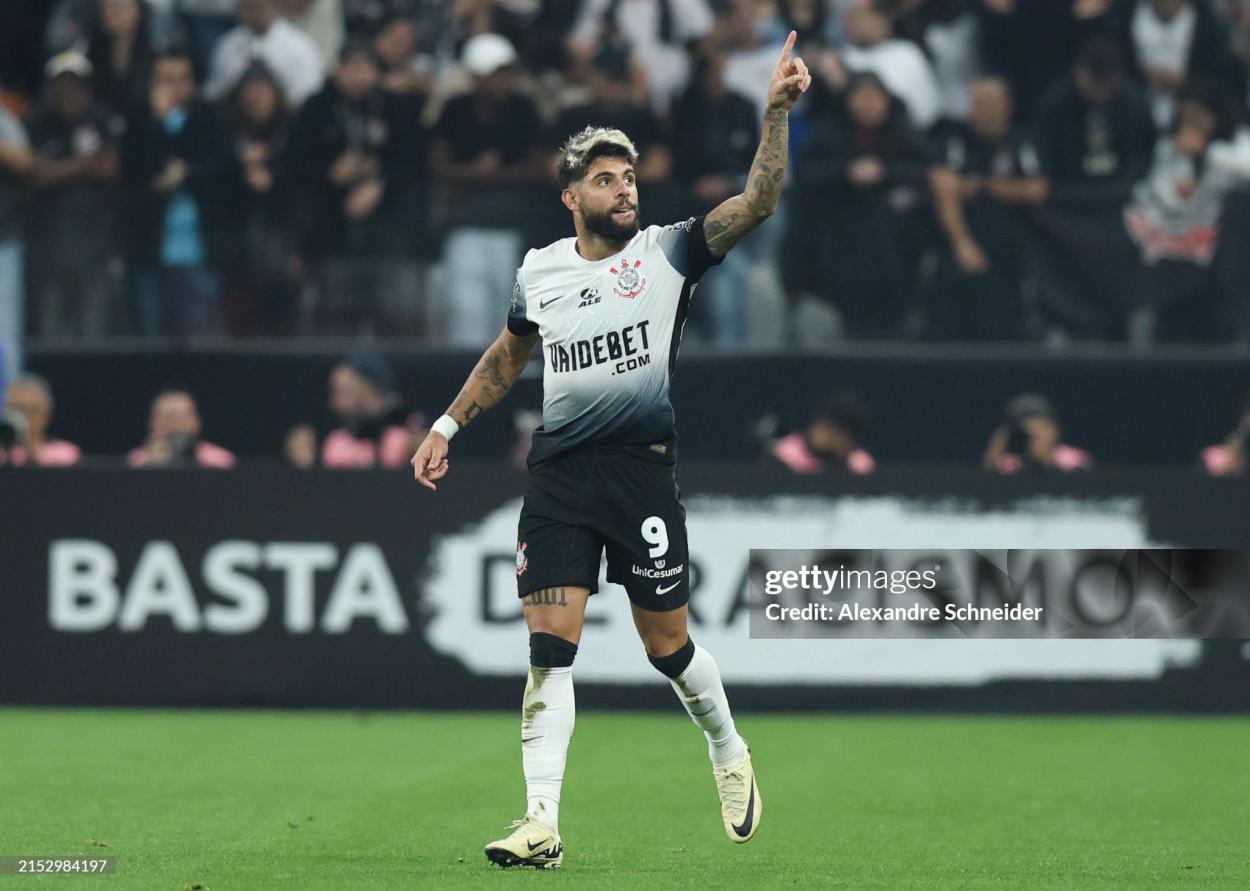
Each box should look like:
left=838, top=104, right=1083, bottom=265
left=779, top=30, right=796, bottom=66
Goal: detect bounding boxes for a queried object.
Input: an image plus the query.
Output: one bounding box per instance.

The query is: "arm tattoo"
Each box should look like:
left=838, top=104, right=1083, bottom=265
left=446, top=332, right=536, bottom=431
left=705, top=109, right=789, bottom=257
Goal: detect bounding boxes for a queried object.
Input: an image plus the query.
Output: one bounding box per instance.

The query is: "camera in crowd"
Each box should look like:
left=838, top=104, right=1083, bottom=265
left=0, top=409, right=28, bottom=450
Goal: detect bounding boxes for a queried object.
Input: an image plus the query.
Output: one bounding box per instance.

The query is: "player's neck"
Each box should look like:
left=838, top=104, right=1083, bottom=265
left=574, top=229, right=628, bottom=262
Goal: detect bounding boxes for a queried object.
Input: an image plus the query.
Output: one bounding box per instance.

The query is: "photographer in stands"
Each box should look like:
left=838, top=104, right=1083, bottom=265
left=984, top=393, right=1093, bottom=474
left=0, top=373, right=81, bottom=467
left=128, top=388, right=235, bottom=468
left=768, top=391, right=877, bottom=475
left=286, top=352, right=424, bottom=469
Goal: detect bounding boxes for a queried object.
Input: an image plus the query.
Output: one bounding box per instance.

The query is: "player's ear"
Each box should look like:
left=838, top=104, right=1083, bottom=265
left=561, top=188, right=579, bottom=213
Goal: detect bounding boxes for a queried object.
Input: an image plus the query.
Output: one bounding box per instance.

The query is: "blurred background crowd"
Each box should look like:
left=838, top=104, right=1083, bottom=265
left=2, top=0, right=1250, bottom=368
left=4, top=352, right=1250, bottom=474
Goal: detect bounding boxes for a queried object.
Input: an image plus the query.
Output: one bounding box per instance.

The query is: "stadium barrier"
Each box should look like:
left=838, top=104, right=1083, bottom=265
left=3, top=465, right=1249, bottom=710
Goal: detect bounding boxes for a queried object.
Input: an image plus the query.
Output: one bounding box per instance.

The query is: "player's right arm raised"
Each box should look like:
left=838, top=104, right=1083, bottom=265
left=411, top=327, right=539, bottom=490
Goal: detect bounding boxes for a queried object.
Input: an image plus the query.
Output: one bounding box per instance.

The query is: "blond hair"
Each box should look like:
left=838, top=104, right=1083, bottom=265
left=554, top=126, right=639, bottom=188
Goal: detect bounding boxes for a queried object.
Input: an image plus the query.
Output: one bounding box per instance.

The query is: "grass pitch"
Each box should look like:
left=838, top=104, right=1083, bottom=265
left=1, top=710, right=1247, bottom=889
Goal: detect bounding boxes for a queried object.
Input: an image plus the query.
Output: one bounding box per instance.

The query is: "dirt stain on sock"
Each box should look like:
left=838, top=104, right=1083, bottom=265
left=523, top=700, right=547, bottom=723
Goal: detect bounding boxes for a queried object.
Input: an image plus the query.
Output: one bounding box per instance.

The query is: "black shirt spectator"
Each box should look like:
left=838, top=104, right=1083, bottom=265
left=429, top=39, right=544, bottom=230
left=26, top=51, right=123, bottom=338
left=85, top=0, right=160, bottom=115
left=217, top=64, right=301, bottom=335
left=121, top=53, right=229, bottom=272
left=783, top=73, right=927, bottom=336
left=672, top=51, right=759, bottom=211
left=1032, top=38, right=1157, bottom=203
left=927, top=77, right=1048, bottom=339
left=121, top=51, right=230, bottom=336
left=289, top=42, right=408, bottom=255
left=980, top=0, right=1114, bottom=124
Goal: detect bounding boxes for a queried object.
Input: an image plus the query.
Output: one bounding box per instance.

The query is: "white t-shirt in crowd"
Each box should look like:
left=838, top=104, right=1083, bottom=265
left=843, top=39, right=942, bottom=130
left=204, top=18, right=325, bottom=106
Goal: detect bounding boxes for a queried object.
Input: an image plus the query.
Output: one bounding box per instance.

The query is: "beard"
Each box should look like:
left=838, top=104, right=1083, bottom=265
left=581, top=202, right=640, bottom=243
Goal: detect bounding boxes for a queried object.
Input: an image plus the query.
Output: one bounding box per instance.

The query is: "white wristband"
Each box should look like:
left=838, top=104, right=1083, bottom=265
left=431, top=414, right=460, bottom=441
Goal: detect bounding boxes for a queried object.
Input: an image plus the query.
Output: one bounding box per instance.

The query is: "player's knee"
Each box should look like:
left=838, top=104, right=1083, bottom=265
left=530, top=631, right=578, bottom=668
left=647, top=635, right=695, bottom=679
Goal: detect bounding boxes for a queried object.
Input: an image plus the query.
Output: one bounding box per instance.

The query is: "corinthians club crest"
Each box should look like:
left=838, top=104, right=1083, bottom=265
left=516, top=541, right=528, bottom=576
left=611, top=258, right=647, bottom=299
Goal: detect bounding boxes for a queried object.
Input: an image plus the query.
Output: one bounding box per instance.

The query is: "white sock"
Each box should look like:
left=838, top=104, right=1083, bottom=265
left=522, top=665, right=574, bottom=833
left=670, top=644, right=747, bottom=768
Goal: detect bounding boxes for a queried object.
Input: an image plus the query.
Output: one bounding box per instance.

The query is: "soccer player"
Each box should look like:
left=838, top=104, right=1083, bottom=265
left=411, top=32, right=810, bottom=870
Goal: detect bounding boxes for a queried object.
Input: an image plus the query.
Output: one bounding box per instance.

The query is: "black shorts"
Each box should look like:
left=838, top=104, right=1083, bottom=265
left=515, top=444, right=689, bottom=613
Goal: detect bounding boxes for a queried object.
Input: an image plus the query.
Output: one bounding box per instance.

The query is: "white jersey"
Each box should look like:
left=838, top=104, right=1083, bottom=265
left=508, top=216, right=721, bottom=466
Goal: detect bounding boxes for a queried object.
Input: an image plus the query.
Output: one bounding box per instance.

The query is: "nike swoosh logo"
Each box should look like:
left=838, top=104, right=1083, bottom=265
left=527, top=839, right=550, bottom=852
left=539, top=294, right=565, bottom=309
left=521, top=736, right=541, bottom=744
left=731, top=779, right=756, bottom=838
left=656, top=581, right=681, bottom=595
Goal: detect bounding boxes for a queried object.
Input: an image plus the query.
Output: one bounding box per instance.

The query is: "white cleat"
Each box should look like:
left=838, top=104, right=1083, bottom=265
left=714, top=746, right=762, bottom=844
left=484, top=816, right=564, bottom=870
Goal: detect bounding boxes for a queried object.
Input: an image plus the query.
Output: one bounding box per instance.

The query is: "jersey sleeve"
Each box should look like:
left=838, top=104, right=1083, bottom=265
left=655, top=216, right=724, bottom=283
left=507, top=267, right=539, bottom=336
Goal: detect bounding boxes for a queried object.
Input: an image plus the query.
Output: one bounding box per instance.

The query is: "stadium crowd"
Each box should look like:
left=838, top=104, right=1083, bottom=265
left=3, top=0, right=1250, bottom=369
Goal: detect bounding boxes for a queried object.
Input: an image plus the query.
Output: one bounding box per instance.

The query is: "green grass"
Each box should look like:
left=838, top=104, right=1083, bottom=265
left=1, top=711, right=1248, bottom=889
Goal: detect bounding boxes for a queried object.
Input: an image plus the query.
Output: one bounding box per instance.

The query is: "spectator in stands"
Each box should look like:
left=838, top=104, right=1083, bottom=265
left=1123, top=80, right=1250, bottom=340
left=122, top=49, right=228, bottom=337
left=1033, top=37, right=1156, bottom=198
left=927, top=76, right=1048, bottom=339
left=128, top=388, right=236, bottom=467
left=289, top=352, right=422, bottom=469
left=217, top=63, right=301, bottom=334
left=204, top=0, right=324, bottom=106
left=81, top=0, right=161, bottom=114
left=570, top=0, right=716, bottom=113
left=25, top=51, right=123, bottom=339
left=769, top=391, right=876, bottom=475
left=431, top=33, right=544, bottom=347
left=280, top=0, right=344, bottom=70
left=983, top=393, right=1093, bottom=473
left=0, top=104, right=30, bottom=382
left=672, top=46, right=760, bottom=346
left=0, top=373, right=82, bottom=467
left=980, top=0, right=1114, bottom=124
left=373, top=13, right=434, bottom=99
left=783, top=72, right=926, bottom=338
left=290, top=38, right=417, bottom=329
left=552, top=42, right=672, bottom=184
left=1028, top=37, right=1160, bottom=338
left=1109, top=0, right=1246, bottom=129
left=834, top=0, right=942, bottom=130
left=781, top=0, right=831, bottom=47
left=1200, top=391, right=1250, bottom=476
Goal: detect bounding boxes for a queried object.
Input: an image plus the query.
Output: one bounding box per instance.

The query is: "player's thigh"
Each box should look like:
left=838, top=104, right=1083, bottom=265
left=522, top=586, right=592, bottom=643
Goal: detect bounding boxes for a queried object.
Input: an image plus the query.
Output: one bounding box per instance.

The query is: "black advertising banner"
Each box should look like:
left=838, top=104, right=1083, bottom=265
left=2, top=466, right=1250, bottom=710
